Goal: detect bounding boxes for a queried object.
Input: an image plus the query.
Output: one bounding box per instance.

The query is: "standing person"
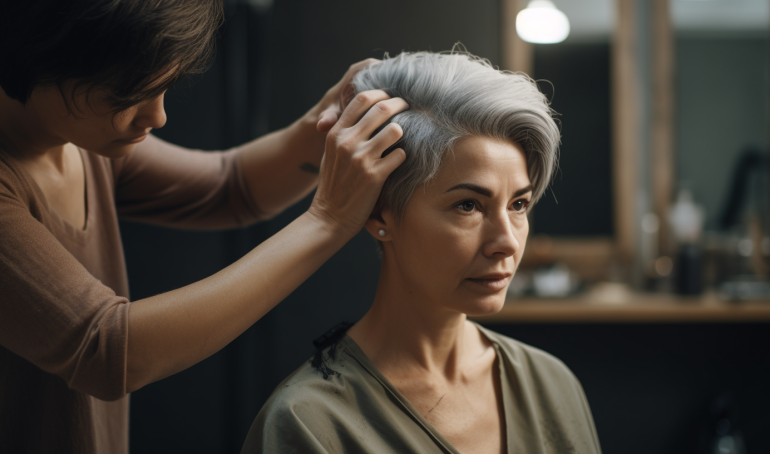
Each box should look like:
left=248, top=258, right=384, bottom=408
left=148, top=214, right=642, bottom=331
left=0, top=1, right=407, bottom=453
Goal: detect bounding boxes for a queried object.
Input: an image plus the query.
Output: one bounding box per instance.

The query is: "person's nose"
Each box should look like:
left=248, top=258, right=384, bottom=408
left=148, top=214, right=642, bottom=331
left=482, top=209, right=521, bottom=259
left=133, top=93, right=167, bottom=130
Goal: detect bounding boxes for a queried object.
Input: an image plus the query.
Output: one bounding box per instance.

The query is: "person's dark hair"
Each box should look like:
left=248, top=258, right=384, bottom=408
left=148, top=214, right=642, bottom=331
left=0, top=0, right=224, bottom=113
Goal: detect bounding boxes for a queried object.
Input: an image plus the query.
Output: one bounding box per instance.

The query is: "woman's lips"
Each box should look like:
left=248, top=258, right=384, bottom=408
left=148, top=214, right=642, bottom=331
left=466, top=274, right=511, bottom=291
left=118, top=133, right=148, bottom=144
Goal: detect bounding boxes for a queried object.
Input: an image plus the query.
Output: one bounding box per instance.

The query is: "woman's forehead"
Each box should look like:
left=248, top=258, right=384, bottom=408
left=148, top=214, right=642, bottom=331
left=433, top=136, right=530, bottom=191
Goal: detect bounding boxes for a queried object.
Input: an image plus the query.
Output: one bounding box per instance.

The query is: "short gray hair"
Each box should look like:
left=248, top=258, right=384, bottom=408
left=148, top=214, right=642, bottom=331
left=352, top=50, right=560, bottom=220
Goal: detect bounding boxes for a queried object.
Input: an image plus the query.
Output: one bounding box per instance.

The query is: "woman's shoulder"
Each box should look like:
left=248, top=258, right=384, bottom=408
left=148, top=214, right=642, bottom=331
left=475, top=324, right=602, bottom=452
left=475, top=323, right=580, bottom=384
left=0, top=151, right=53, bottom=221
left=258, top=341, right=364, bottom=419
left=243, top=341, right=373, bottom=452
left=0, top=150, right=32, bottom=199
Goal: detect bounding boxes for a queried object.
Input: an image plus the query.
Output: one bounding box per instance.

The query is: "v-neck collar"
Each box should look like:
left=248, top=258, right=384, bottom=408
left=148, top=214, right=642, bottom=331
left=340, top=322, right=513, bottom=454
left=12, top=145, right=91, bottom=243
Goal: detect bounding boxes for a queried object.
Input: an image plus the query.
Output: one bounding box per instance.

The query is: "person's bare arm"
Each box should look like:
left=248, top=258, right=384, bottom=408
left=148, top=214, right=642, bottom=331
left=126, top=90, right=407, bottom=392
left=238, top=59, right=376, bottom=218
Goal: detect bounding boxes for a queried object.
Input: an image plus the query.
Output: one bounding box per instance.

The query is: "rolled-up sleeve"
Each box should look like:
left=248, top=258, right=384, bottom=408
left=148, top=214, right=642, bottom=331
left=0, top=180, right=129, bottom=401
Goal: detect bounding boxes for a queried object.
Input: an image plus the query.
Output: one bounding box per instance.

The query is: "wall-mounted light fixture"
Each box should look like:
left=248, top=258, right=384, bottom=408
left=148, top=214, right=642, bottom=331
left=516, top=0, right=570, bottom=44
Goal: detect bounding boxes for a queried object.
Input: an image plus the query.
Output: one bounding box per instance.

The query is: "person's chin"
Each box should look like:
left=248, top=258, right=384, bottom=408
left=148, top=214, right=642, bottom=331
left=92, top=141, right=139, bottom=159
left=458, top=293, right=508, bottom=317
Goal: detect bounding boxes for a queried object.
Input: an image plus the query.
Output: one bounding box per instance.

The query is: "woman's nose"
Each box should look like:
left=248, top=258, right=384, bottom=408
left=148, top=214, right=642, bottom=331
left=483, top=211, right=521, bottom=258
left=133, top=93, right=167, bottom=130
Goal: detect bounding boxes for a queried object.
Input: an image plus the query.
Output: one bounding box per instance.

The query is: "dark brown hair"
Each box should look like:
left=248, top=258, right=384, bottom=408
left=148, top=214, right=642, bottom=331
left=0, top=0, right=224, bottom=112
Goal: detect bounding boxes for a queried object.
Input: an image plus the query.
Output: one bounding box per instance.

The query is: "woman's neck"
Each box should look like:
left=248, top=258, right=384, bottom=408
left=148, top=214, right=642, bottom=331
left=0, top=88, right=66, bottom=161
left=348, top=258, right=484, bottom=380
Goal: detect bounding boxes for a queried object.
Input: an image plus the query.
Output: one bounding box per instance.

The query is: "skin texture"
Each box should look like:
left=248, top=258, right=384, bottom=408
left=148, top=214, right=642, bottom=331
left=0, top=83, right=168, bottom=228
left=0, top=59, right=408, bottom=392
left=348, top=136, right=532, bottom=454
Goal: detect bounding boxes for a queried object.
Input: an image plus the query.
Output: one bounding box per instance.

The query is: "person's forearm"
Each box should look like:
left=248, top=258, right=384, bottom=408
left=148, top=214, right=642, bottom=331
left=125, top=210, right=351, bottom=392
left=126, top=86, right=408, bottom=393
left=238, top=106, right=326, bottom=217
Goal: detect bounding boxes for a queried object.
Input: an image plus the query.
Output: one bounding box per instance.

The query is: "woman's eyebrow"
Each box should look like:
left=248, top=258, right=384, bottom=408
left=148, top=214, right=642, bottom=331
left=445, top=183, right=533, bottom=199
left=513, top=184, right=533, bottom=198
left=446, top=183, right=493, bottom=197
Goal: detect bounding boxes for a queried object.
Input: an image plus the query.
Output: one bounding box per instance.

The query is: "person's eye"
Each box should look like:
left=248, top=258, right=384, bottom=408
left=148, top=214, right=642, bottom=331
left=512, top=199, right=530, bottom=212
left=456, top=200, right=477, bottom=213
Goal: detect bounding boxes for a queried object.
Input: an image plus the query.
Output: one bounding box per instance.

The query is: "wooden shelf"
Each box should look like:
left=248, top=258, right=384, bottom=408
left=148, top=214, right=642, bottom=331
left=472, top=293, right=770, bottom=324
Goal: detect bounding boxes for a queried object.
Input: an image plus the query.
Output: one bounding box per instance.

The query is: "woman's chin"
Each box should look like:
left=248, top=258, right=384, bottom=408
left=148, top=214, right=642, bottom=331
left=458, top=294, right=507, bottom=317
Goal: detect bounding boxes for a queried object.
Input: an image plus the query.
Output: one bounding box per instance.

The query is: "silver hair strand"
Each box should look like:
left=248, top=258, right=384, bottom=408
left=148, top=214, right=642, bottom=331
left=352, top=49, right=560, bottom=220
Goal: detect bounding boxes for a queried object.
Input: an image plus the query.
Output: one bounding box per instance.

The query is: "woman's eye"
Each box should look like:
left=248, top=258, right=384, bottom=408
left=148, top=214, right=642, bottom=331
left=458, top=200, right=476, bottom=212
left=512, top=199, right=529, bottom=212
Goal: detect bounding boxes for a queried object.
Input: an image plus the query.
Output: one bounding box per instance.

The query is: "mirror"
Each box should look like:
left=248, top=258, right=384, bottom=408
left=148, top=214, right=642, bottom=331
left=502, top=0, right=619, bottom=292
left=531, top=0, right=616, bottom=239
left=671, top=0, right=769, bottom=293
left=672, top=0, right=768, bottom=231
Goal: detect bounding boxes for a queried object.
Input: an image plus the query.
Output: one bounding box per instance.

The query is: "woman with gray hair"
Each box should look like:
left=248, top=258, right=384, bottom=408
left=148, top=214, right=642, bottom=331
left=242, top=51, right=601, bottom=454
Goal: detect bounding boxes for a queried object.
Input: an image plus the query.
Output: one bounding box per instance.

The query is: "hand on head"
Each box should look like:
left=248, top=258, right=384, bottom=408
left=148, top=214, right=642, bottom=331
left=315, top=58, right=380, bottom=133
left=308, top=89, right=408, bottom=237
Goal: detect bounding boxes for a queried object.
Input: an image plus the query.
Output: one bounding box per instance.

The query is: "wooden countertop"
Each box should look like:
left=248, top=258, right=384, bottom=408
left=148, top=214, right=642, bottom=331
left=472, top=291, right=770, bottom=323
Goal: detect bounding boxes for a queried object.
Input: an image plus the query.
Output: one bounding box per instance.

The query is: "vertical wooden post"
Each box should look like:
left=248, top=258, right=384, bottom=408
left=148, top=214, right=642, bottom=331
left=502, top=0, right=534, bottom=75
left=650, top=0, right=675, bottom=256
left=612, top=0, right=640, bottom=263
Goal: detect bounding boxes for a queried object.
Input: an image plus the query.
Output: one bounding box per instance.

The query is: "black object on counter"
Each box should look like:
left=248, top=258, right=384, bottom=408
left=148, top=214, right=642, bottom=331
left=718, top=148, right=768, bottom=231
left=675, top=244, right=704, bottom=296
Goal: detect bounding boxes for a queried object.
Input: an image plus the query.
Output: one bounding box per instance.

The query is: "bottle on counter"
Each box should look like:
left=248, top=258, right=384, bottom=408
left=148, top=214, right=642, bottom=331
left=669, top=188, right=705, bottom=296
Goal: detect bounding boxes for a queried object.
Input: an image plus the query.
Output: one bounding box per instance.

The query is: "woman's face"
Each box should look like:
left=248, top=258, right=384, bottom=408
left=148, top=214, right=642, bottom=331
left=379, top=136, right=531, bottom=316
left=23, top=83, right=167, bottom=158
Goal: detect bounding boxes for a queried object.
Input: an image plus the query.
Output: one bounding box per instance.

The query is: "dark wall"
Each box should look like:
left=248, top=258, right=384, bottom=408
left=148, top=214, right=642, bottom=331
left=124, top=2, right=769, bottom=453
left=265, top=0, right=502, bottom=128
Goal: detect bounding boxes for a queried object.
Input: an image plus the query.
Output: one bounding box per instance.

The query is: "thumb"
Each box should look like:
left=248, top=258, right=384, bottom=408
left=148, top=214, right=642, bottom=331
left=317, top=108, right=341, bottom=133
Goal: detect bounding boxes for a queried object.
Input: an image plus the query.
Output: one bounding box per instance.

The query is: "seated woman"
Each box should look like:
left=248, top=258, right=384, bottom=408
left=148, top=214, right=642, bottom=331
left=241, top=51, right=601, bottom=454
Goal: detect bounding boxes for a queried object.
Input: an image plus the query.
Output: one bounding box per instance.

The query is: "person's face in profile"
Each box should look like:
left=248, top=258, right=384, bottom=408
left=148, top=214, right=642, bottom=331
left=24, top=81, right=168, bottom=159
left=381, top=135, right=531, bottom=316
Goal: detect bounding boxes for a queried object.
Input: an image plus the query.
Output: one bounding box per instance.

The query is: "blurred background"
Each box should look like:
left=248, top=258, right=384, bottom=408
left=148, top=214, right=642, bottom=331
left=123, top=0, right=769, bottom=452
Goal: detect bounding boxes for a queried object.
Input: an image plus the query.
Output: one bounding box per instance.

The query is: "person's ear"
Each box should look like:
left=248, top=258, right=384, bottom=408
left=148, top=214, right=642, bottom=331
left=364, top=204, right=393, bottom=241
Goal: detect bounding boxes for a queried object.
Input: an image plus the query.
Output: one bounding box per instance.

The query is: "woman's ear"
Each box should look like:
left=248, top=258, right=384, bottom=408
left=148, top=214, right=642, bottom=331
left=364, top=205, right=392, bottom=241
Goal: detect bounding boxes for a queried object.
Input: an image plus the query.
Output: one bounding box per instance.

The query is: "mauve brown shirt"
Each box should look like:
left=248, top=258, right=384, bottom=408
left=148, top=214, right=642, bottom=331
left=0, top=135, right=262, bottom=453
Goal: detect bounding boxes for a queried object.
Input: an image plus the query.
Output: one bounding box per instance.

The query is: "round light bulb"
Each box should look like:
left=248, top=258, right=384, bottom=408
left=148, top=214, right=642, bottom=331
left=516, top=0, right=570, bottom=44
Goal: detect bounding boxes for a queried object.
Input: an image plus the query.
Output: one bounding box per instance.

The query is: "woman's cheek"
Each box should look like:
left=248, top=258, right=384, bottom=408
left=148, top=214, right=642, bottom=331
left=514, top=219, right=529, bottom=263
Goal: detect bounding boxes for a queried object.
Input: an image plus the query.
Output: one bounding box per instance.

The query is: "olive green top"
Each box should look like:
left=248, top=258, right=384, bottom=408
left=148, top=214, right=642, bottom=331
left=241, top=324, right=601, bottom=453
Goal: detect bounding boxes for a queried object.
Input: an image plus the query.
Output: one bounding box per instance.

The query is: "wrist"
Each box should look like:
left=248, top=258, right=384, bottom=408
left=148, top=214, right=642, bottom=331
left=304, top=204, right=361, bottom=241
left=299, top=102, right=325, bottom=131
left=275, top=106, right=326, bottom=166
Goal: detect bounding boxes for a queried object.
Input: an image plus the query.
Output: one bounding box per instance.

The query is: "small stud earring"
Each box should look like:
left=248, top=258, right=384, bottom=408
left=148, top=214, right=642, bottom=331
left=378, top=229, right=386, bottom=237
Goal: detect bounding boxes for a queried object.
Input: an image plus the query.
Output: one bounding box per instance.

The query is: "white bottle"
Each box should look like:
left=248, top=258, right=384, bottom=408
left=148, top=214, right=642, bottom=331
left=669, top=188, right=704, bottom=245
